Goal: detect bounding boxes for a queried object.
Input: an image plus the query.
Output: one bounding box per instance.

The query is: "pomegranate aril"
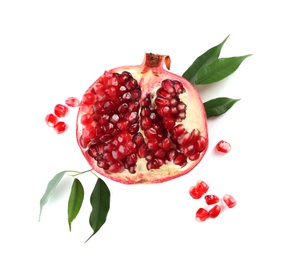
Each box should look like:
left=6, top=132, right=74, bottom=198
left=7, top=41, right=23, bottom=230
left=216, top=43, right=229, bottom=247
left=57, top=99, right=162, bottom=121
left=216, top=140, right=231, bottom=153
left=65, top=97, right=80, bottom=107
left=45, top=113, right=58, bottom=127
left=54, top=121, right=67, bottom=134
left=82, top=92, right=96, bottom=105
left=196, top=208, right=208, bottom=222
left=223, top=194, right=237, bottom=208
left=196, top=180, right=209, bottom=195
left=189, top=180, right=209, bottom=199
left=208, top=205, right=221, bottom=218
left=204, top=195, right=220, bottom=205
left=189, top=186, right=202, bottom=199
left=173, top=153, right=187, bottom=167
left=54, top=104, right=68, bottom=118
left=80, top=113, right=93, bottom=125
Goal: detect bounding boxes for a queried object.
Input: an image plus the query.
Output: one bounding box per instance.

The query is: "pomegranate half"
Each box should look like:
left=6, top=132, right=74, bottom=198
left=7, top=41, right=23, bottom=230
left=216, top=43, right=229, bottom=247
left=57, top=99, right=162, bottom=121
left=76, top=53, right=208, bottom=184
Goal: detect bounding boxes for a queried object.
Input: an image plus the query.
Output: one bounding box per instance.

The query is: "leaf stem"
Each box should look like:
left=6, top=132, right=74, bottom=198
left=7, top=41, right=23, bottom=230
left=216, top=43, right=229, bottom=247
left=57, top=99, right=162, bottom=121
left=68, top=169, right=94, bottom=177
left=90, top=171, right=99, bottom=179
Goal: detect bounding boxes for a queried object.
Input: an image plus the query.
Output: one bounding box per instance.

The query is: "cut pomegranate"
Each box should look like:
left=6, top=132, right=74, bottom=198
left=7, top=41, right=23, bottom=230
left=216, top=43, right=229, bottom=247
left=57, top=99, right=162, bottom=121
left=196, top=208, right=208, bottom=222
left=45, top=113, right=58, bottom=127
left=76, top=53, right=208, bottom=184
left=54, top=104, right=68, bottom=118
left=216, top=140, right=231, bottom=153
left=65, top=97, right=80, bottom=107
left=208, top=205, right=221, bottom=218
left=54, top=121, right=68, bottom=134
left=204, top=195, right=219, bottom=205
left=223, top=194, right=237, bottom=208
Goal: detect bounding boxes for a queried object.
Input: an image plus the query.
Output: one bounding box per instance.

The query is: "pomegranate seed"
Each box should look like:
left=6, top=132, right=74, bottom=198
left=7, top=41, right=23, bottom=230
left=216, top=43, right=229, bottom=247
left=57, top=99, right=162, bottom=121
left=45, top=113, right=58, bottom=127
left=54, top=104, right=68, bottom=118
left=223, top=194, right=237, bottom=208
left=54, top=121, right=67, bottom=134
left=80, top=113, right=93, bottom=125
left=189, top=180, right=209, bottom=199
left=216, top=140, right=231, bottom=153
left=196, top=180, right=209, bottom=195
left=65, top=97, right=80, bottom=107
left=196, top=208, right=208, bottom=222
left=204, top=195, right=220, bottom=205
left=189, top=186, right=202, bottom=199
left=208, top=205, right=221, bottom=218
left=82, top=92, right=96, bottom=105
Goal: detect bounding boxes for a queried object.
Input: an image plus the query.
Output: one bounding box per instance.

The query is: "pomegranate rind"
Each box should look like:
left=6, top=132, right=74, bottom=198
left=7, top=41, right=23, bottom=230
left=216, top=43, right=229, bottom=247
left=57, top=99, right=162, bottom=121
left=76, top=53, right=208, bottom=184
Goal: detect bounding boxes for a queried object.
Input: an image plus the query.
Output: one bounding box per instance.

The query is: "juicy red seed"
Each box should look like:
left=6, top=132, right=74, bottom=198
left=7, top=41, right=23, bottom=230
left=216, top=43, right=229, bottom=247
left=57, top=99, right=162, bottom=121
left=65, top=97, right=80, bottom=107
left=132, top=133, right=145, bottom=147
left=162, top=79, right=175, bottom=94
left=105, top=86, right=117, bottom=100
left=163, top=117, right=175, bottom=130
left=208, top=205, right=221, bottom=218
left=54, top=104, right=68, bottom=118
left=223, top=194, right=237, bottom=208
left=189, top=186, right=202, bottom=199
left=108, top=162, right=124, bottom=173
left=161, top=138, right=172, bottom=150
left=173, top=153, right=187, bottom=167
left=173, top=80, right=185, bottom=94
left=82, top=92, right=96, bottom=105
left=194, top=136, right=207, bottom=152
left=156, top=88, right=171, bottom=98
left=196, top=180, right=209, bottom=195
left=80, top=113, right=93, bottom=125
left=54, top=121, right=67, bottom=134
left=196, top=208, right=208, bottom=222
left=216, top=140, right=231, bottom=153
left=204, top=195, right=220, bottom=205
left=118, top=103, right=129, bottom=113
left=45, top=113, right=58, bottom=127
left=167, top=149, right=177, bottom=161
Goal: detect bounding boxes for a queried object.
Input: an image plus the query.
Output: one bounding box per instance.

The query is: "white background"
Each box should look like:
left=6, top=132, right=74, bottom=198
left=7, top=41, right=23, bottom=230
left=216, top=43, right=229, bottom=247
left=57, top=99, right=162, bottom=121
left=1, top=0, right=290, bottom=259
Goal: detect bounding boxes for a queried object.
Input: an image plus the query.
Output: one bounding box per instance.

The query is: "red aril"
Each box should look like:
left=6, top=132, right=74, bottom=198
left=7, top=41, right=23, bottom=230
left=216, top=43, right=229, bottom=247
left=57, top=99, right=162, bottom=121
left=208, top=205, right=221, bottom=218
left=45, top=113, right=58, bottom=127
left=196, top=208, right=208, bottom=222
left=76, top=53, right=208, bottom=184
left=65, top=97, right=80, bottom=107
left=54, top=104, right=69, bottom=118
left=189, top=180, right=209, bottom=199
left=204, top=195, right=219, bottom=205
left=216, top=140, right=231, bottom=153
left=54, top=121, right=68, bottom=134
left=223, top=194, right=237, bottom=208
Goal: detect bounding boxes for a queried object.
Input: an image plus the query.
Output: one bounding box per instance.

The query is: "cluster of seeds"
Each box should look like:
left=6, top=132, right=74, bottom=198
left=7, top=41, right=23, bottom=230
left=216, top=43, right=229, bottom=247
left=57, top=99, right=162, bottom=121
left=45, top=97, right=80, bottom=134
left=78, top=71, right=207, bottom=174
left=189, top=180, right=237, bottom=222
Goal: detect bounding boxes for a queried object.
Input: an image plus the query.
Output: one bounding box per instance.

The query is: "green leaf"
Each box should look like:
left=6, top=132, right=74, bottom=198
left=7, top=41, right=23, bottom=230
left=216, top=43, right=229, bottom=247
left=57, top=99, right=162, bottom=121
left=85, top=178, right=110, bottom=242
left=194, top=55, right=252, bottom=85
left=182, top=34, right=229, bottom=84
left=204, top=97, right=240, bottom=118
left=68, top=178, right=84, bottom=231
left=39, top=171, right=66, bottom=221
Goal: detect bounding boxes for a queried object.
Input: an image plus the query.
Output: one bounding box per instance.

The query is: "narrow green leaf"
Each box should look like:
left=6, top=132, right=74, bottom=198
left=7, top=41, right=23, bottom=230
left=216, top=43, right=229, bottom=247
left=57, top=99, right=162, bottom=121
left=68, top=178, right=84, bottom=231
left=204, top=97, right=240, bottom=118
left=182, top=34, right=229, bottom=84
left=85, top=178, right=110, bottom=242
left=194, top=55, right=252, bottom=85
left=39, top=171, right=66, bottom=221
